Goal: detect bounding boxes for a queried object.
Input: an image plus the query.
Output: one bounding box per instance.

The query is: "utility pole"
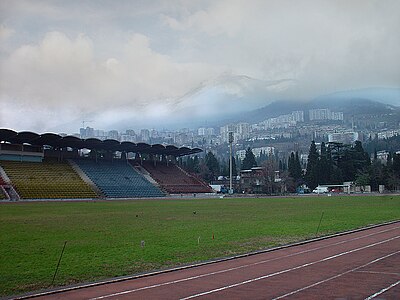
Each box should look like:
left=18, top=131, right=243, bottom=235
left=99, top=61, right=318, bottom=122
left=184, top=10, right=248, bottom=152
left=229, top=132, right=233, bottom=194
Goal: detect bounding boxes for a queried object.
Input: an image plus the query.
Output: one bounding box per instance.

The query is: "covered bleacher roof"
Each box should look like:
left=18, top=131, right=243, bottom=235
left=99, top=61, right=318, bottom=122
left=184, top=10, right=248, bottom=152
left=0, top=129, right=202, bottom=157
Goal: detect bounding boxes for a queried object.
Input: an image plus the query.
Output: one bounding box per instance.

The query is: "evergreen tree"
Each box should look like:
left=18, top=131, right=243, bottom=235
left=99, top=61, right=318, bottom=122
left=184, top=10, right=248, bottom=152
left=205, top=151, right=219, bottom=180
left=367, top=161, right=383, bottom=191
left=393, top=153, right=400, bottom=176
left=288, top=152, right=295, bottom=177
left=294, top=151, right=302, bottom=180
left=220, top=158, right=229, bottom=177
left=241, top=147, right=257, bottom=170
left=305, top=141, right=319, bottom=190
left=193, top=155, right=200, bottom=173
left=339, top=141, right=370, bottom=181
left=288, top=151, right=302, bottom=182
left=318, top=142, right=329, bottom=184
left=186, top=156, right=194, bottom=172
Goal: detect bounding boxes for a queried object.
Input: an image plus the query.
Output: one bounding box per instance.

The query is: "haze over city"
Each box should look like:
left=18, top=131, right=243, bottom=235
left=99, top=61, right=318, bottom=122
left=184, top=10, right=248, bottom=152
left=1, top=0, right=399, bottom=132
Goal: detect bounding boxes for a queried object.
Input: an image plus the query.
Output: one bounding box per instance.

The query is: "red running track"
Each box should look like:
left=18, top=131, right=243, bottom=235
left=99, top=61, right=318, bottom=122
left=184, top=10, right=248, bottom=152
left=30, top=222, right=400, bottom=300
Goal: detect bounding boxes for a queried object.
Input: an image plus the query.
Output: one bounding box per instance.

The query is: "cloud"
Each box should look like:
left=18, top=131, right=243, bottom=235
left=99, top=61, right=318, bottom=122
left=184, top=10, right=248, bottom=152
left=0, top=24, right=14, bottom=40
left=0, top=31, right=221, bottom=131
left=162, top=0, right=246, bottom=37
left=164, top=0, right=400, bottom=90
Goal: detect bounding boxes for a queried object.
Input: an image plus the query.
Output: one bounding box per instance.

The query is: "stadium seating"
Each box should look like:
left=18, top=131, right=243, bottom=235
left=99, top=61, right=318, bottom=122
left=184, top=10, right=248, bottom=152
left=0, top=175, right=7, bottom=199
left=138, top=161, right=213, bottom=194
left=0, top=188, right=6, bottom=199
left=73, top=159, right=165, bottom=198
left=0, top=160, right=98, bottom=199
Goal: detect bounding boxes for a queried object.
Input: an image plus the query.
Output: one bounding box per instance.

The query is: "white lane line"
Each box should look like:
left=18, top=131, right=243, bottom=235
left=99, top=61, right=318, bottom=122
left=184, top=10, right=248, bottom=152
left=272, top=250, right=400, bottom=299
left=89, top=226, right=400, bottom=300
left=364, top=280, right=400, bottom=300
left=356, top=270, right=400, bottom=276
left=180, top=236, right=400, bottom=300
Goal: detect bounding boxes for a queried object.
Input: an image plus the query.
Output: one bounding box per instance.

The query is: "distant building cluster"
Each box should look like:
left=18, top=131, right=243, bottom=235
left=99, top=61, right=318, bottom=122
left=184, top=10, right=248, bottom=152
left=328, top=131, right=359, bottom=144
left=377, top=129, right=400, bottom=139
left=197, top=127, right=215, bottom=136
left=76, top=102, right=400, bottom=172
left=309, top=108, right=344, bottom=121
left=260, top=111, right=301, bottom=130
left=236, top=146, right=275, bottom=160
left=220, top=123, right=250, bottom=143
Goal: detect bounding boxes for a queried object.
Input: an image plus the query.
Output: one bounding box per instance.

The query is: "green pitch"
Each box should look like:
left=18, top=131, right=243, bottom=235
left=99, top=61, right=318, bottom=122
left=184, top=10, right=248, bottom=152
left=1, top=195, right=399, bottom=297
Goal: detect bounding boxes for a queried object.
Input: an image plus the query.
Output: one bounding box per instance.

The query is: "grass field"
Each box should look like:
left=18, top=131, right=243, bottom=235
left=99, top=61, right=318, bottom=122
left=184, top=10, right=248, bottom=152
left=1, top=195, right=399, bottom=297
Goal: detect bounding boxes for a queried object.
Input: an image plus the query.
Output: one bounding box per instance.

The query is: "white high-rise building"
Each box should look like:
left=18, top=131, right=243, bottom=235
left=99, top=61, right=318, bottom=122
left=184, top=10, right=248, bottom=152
left=140, top=129, right=150, bottom=142
left=236, top=146, right=275, bottom=160
left=292, top=111, right=304, bottom=122
left=309, top=109, right=331, bottom=120
left=198, top=128, right=206, bottom=136
left=309, top=108, right=344, bottom=121
left=236, top=122, right=250, bottom=140
left=220, top=124, right=236, bottom=142
left=328, top=132, right=359, bottom=144
left=206, top=128, right=215, bottom=136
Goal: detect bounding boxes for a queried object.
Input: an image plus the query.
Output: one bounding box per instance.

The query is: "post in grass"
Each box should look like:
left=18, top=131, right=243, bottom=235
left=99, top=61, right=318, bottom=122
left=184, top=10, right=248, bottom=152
left=51, top=241, right=67, bottom=286
left=316, top=212, right=325, bottom=236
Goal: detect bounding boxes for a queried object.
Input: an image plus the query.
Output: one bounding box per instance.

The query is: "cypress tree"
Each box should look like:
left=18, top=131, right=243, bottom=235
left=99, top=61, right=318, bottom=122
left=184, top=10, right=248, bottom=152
left=193, top=155, right=200, bottom=173
left=205, top=151, right=219, bottom=180
left=241, top=147, right=257, bottom=170
left=294, top=151, right=302, bottom=180
left=392, top=153, right=400, bottom=176
left=319, top=142, right=329, bottom=184
left=305, top=141, right=319, bottom=190
left=279, top=159, right=283, bottom=171
left=288, top=152, right=295, bottom=177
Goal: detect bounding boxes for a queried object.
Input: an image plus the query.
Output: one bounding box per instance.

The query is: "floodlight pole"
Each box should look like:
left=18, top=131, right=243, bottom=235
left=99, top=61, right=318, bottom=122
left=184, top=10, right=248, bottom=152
left=229, top=132, right=233, bottom=194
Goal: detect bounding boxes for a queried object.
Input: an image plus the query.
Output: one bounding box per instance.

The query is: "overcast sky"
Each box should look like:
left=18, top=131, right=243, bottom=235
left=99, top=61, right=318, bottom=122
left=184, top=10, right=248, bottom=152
left=1, top=0, right=399, bottom=133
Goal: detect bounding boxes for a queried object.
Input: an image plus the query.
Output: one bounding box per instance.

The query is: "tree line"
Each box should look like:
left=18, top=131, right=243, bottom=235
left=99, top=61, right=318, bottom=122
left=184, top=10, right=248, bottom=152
left=298, top=140, right=400, bottom=191
left=179, top=140, right=400, bottom=192
left=180, top=147, right=258, bottom=182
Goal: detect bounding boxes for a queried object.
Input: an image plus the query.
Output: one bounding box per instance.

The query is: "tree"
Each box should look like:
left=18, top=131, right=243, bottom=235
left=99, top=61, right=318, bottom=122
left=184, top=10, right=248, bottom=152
left=355, top=171, right=371, bottom=186
left=241, top=147, right=257, bottom=170
left=261, top=158, right=279, bottom=194
left=305, top=141, right=319, bottom=190
left=288, top=151, right=302, bottom=183
left=279, top=159, right=284, bottom=171
left=338, top=141, right=370, bottom=181
left=318, top=142, right=330, bottom=184
left=220, top=158, right=229, bottom=177
left=185, top=155, right=200, bottom=173
left=294, top=151, right=302, bottom=180
left=392, top=153, right=400, bottom=176
left=205, top=151, right=219, bottom=181
left=288, top=152, right=295, bottom=177
left=186, top=156, right=194, bottom=172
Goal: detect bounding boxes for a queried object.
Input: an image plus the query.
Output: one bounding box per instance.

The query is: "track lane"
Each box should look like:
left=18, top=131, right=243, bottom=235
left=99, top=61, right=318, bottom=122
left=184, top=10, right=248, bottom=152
left=32, top=222, right=400, bottom=300
left=178, top=237, right=400, bottom=299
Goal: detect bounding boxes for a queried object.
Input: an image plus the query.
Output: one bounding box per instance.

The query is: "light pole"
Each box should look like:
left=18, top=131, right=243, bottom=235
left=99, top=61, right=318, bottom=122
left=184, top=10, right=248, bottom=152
left=229, top=132, right=233, bottom=194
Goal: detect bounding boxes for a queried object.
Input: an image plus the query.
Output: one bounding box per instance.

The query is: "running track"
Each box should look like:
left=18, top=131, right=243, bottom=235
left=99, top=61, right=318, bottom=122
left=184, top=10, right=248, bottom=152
left=28, top=222, right=400, bottom=299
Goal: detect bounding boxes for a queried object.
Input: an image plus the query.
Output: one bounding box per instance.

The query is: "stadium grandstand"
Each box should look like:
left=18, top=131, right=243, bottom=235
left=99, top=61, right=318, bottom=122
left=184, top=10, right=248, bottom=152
left=0, top=129, right=211, bottom=200
left=137, top=160, right=213, bottom=194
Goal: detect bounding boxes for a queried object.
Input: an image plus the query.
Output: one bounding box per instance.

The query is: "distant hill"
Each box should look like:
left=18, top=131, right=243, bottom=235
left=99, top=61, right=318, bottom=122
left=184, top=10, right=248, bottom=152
left=221, top=95, right=399, bottom=125
left=315, top=87, right=400, bottom=107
